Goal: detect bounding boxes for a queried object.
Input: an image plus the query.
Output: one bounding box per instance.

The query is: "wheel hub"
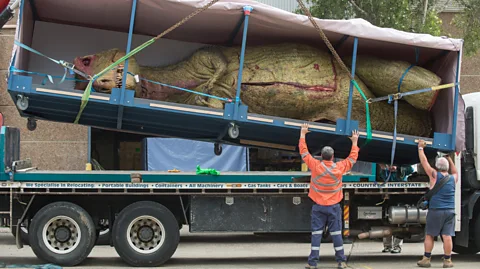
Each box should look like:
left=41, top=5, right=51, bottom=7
left=127, top=216, right=166, bottom=254
left=42, top=216, right=81, bottom=254
left=138, top=226, right=154, bottom=242
left=55, top=226, right=71, bottom=243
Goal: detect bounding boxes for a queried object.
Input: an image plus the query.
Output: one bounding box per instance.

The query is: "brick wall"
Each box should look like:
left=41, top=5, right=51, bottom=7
left=0, top=9, right=88, bottom=171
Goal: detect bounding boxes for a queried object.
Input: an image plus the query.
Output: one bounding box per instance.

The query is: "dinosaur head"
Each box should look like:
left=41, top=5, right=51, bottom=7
left=73, top=48, right=140, bottom=93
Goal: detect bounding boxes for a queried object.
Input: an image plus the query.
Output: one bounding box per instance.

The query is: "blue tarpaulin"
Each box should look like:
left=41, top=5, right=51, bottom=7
left=143, top=138, right=248, bottom=172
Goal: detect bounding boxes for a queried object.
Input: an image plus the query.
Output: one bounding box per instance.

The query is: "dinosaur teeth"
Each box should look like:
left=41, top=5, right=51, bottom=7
left=114, top=66, right=124, bottom=88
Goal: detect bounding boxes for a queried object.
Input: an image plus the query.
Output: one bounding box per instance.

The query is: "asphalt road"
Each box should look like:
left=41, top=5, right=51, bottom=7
left=0, top=227, right=479, bottom=269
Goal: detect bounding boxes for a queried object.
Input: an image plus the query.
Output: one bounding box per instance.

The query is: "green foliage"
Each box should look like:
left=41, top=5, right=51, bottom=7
left=452, top=0, right=480, bottom=56
left=296, top=0, right=479, bottom=56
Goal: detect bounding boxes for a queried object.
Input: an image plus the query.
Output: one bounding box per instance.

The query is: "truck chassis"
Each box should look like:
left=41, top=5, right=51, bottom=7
left=1, top=176, right=442, bottom=267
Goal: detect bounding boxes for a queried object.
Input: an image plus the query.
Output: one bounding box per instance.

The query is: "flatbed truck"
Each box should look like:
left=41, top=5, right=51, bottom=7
left=0, top=92, right=479, bottom=267
left=1, top=0, right=479, bottom=267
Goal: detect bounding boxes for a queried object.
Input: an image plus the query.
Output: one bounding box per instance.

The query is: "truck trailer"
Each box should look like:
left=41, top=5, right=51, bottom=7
left=1, top=104, right=480, bottom=267
left=1, top=0, right=480, bottom=267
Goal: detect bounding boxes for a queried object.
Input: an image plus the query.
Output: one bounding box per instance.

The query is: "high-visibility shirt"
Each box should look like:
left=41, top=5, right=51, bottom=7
left=299, top=138, right=359, bottom=206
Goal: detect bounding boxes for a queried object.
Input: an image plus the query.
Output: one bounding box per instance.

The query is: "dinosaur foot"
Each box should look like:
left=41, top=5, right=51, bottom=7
left=194, top=95, right=224, bottom=109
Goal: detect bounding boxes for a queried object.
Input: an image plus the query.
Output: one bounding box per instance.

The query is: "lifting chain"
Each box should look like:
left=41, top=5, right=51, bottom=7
left=296, top=0, right=352, bottom=79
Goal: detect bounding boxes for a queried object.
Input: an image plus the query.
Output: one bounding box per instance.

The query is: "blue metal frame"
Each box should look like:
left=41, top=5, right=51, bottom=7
left=5, top=2, right=463, bottom=165
left=116, top=0, right=138, bottom=129
left=345, top=37, right=359, bottom=135
left=232, top=5, right=253, bottom=122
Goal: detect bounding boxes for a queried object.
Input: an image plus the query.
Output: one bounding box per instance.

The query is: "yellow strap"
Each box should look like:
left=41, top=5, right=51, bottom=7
left=431, top=83, right=455, bottom=91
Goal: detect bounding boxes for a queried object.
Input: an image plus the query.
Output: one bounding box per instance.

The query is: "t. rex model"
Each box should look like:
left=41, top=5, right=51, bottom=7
left=73, top=43, right=438, bottom=137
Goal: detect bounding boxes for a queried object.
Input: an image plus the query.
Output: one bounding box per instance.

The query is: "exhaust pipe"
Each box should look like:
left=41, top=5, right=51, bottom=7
left=358, top=226, right=424, bottom=239
left=358, top=228, right=393, bottom=239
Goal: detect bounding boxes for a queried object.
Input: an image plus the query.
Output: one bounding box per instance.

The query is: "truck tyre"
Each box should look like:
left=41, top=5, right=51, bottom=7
left=28, top=202, right=96, bottom=266
left=112, top=201, right=180, bottom=267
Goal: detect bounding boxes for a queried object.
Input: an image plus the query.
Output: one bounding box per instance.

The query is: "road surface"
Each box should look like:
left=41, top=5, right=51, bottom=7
left=0, top=227, right=478, bottom=268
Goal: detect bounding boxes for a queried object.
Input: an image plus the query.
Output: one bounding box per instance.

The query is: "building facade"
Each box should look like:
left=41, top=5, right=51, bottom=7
left=0, top=1, right=88, bottom=170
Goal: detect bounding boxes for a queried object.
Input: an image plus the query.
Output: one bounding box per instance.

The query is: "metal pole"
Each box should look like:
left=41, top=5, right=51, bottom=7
left=233, top=5, right=253, bottom=115
left=451, top=50, right=461, bottom=150
left=345, top=37, right=358, bottom=134
left=117, top=0, right=138, bottom=129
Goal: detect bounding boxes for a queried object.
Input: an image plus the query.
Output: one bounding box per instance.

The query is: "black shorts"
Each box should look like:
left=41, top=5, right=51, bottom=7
left=425, top=209, right=455, bottom=237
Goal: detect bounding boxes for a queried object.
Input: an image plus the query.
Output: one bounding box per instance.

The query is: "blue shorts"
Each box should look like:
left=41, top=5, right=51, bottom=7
left=425, top=209, right=455, bottom=237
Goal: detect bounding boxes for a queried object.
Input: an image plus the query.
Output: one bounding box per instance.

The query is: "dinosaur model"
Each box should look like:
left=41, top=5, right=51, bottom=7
left=73, top=43, right=438, bottom=137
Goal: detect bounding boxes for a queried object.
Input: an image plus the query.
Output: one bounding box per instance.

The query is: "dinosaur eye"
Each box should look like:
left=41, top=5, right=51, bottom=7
left=100, top=79, right=110, bottom=83
left=82, top=58, right=91, bottom=66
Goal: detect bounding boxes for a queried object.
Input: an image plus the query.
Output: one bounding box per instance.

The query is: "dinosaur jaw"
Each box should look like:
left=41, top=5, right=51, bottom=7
left=73, top=64, right=126, bottom=94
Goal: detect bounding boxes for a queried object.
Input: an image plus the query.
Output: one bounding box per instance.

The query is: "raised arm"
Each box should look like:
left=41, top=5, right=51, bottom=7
left=299, top=123, right=320, bottom=170
left=446, top=155, right=459, bottom=184
left=417, top=140, right=436, bottom=187
left=337, top=130, right=360, bottom=173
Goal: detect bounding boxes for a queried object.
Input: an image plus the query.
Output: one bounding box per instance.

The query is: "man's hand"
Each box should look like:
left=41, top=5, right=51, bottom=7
left=349, top=130, right=359, bottom=146
left=300, top=123, right=310, bottom=138
left=418, top=139, right=427, bottom=149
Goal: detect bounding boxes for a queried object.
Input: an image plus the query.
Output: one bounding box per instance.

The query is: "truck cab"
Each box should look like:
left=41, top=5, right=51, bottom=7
left=454, top=92, right=480, bottom=253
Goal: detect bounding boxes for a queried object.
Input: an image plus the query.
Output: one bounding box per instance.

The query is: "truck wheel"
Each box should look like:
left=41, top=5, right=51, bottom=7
left=28, top=202, right=96, bottom=266
left=112, top=201, right=180, bottom=267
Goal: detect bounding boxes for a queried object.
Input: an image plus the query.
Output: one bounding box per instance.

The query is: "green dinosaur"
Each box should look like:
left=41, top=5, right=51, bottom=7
left=73, top=43, right=434, bottom=137
left=196, top=165, right=220, bottom=176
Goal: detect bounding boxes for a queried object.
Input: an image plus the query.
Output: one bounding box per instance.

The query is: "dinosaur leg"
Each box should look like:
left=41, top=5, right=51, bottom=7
left=193, top=47, right=228, bottom=91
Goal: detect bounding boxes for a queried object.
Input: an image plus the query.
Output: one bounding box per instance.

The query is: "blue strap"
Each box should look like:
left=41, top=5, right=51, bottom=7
left=396, top=47, right=420, bottom=93
left=13, top=40, right=92, bottom=80
left=14, top=40, right=61, bottom=65
left=127, top=72, right=232, bottom=102
left=13, top=40, right=69, bottom=85
left=10, top=67, right=89, bottom=86
left=378, top=48, right=419, bottom=187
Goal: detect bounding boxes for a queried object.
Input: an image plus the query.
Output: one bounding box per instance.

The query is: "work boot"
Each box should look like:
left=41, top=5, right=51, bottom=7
left=304, top=264, right=317, bottom=269
left=382, top=247, right=392, bottom=253
left=417, top=256, right=431, bottom=267
left=391, top=246, right=402, bottom=254
left=443, top=258, right=454, bottom=268
left=337, top=262, right=348, bottom=268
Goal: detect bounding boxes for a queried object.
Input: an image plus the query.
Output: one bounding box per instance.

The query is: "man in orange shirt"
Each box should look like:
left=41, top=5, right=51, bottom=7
left=299, top=123, right=360, bottom=269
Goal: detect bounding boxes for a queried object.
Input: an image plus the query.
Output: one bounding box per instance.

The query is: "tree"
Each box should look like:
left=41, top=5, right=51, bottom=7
left=295, top=0, right=480, bottom=57
left=452, top=0, right=480, bottom=56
